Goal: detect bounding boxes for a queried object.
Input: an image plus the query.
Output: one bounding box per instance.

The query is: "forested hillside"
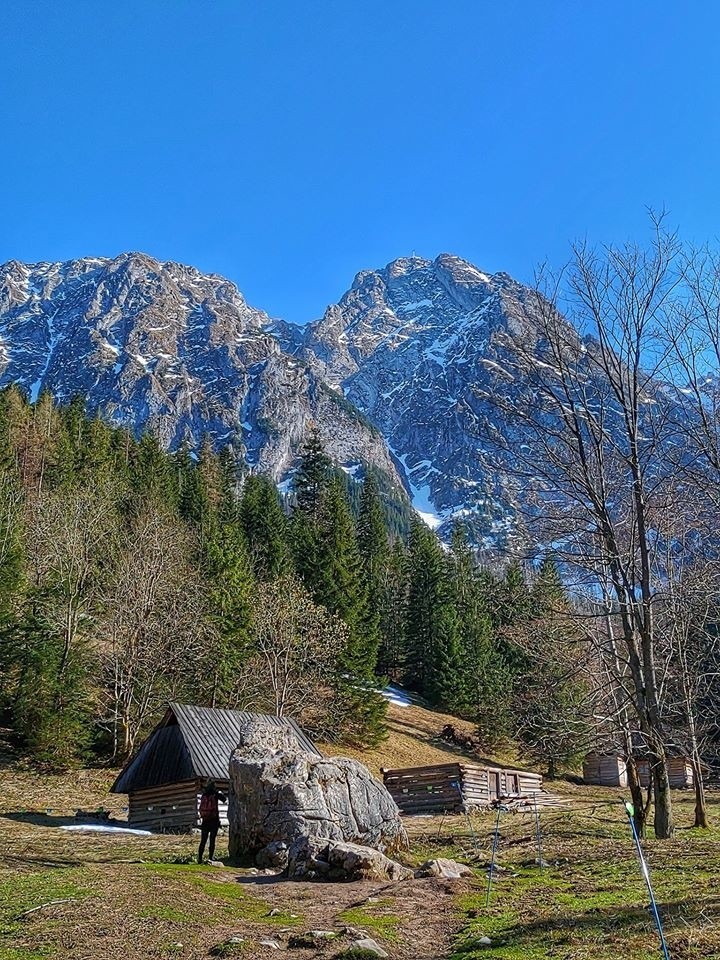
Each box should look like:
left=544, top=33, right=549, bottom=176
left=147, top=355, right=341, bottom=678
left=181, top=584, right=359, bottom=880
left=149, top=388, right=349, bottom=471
left=0, top=385, right=583, bottom=771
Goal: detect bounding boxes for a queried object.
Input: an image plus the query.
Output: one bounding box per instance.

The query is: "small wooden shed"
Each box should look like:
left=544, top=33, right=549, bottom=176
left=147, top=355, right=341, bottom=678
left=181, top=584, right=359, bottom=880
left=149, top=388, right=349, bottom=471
left=382, top=761, right=543, bottom=815
left=583, top=751, right=696, bottom=789
left=111, top=703, right=321, bottom=831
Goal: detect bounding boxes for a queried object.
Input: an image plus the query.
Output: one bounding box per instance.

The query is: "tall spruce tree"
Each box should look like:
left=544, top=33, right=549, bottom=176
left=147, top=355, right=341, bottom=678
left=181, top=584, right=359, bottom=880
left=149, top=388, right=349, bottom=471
left=445, top=526, right=514, bottom=746
left=292, top=427, right=333, bottom=596
left=404, top=519, right=461, bottom=705
left=377, top=537, right=409, bottom=679
left=357, top=472, right=388, bottom=675
left=320, top=475, right=373, bottom=678
left=239, top=474, right=292, bottom=580
left=514, top=557, right=591, bottom=775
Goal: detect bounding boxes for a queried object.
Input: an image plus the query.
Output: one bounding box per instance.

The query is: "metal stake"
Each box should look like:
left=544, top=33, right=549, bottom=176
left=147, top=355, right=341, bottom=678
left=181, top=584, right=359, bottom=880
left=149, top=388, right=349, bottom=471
left=533, top=792, right=544, bottom=869
left=452, top=779, right=479, bottom=852
left=624, top=801, right=671, bottom=960
left=485, top=801, right=503, bottom=908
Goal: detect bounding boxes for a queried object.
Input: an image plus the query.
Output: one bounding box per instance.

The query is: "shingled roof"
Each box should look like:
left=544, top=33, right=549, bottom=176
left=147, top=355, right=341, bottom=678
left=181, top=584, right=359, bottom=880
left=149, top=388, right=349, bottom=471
left=111, top=703, right=321, bottom=793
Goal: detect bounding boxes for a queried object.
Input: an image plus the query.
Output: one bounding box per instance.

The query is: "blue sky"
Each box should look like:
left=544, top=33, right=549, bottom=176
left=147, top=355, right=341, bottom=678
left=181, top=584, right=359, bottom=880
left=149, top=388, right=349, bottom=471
left=2, top=1, right=719, bottom=323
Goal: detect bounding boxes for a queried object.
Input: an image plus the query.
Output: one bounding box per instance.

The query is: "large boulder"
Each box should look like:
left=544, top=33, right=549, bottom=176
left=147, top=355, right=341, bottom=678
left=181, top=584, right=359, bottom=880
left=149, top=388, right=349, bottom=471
left=227, top=718, right=406, bottom=861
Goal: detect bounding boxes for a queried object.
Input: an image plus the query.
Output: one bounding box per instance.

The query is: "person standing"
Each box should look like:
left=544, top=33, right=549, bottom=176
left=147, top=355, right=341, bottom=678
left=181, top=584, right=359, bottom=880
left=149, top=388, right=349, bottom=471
left=197, top=779, right=226, bottom=864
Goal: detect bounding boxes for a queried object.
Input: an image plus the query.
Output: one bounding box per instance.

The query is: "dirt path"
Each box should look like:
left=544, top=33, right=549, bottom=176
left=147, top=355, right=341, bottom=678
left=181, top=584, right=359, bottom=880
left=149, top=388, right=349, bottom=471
left=0, top=790, right=470, bottom=960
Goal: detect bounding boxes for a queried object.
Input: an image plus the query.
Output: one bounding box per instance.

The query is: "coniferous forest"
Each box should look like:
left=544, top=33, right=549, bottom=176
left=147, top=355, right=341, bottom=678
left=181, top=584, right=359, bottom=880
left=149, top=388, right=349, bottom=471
left=0, top=385, right=586, bottom=771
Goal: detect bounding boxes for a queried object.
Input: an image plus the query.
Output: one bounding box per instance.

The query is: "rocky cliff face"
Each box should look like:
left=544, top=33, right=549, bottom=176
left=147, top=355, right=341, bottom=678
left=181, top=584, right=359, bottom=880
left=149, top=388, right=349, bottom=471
left=0, top=253, right=404, bottom=490
left=289, top=253, right=559, bottom=547
left=0, top=249, right=592, bottom=549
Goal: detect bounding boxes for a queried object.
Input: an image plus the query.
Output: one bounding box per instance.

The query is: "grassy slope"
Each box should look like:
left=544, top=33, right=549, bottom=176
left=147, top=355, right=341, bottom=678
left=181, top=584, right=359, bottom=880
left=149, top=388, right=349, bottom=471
left=2, top=703, right=720, bottom=958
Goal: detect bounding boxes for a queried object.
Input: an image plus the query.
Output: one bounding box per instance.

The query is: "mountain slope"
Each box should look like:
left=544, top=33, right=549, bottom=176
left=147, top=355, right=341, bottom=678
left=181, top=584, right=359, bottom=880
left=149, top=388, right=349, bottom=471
left=288, top=253, right=556, bottom=546
left=0, top=254, right=405, bottom=489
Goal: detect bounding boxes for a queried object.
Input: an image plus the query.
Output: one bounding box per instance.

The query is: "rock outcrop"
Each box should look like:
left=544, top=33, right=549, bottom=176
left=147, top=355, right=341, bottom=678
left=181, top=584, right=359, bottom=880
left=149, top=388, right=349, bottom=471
left=0, top=254, right=405, bottom=491
left=227, top=718, right=406, bottom=862
left=286, top=835, right=413, bottom=881
left=415, top=858, right=474, bottom=879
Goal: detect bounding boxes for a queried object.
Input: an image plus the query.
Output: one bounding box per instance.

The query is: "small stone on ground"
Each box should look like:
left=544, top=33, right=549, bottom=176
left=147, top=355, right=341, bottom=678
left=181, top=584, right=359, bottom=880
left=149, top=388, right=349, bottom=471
left=352, top=938, right=389, bottom=957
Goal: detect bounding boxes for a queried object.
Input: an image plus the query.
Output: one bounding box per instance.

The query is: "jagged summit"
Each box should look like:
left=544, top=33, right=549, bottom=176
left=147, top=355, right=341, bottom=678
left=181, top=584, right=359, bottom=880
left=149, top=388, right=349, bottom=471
left=0, top=249, right=565, bottom=548
left=0, top=255, right=404, bottom=491
left=288, top=252, right=555, bottom=544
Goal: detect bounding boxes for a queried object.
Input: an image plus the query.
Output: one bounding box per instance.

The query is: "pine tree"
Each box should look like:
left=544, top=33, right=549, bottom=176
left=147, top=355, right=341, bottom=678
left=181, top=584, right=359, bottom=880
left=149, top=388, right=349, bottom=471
left=377, top=537, right=409, bottom=679
left=404, top=519, right=461, bottom=704
left=357, top=472, right=388, bottom=674
left=131, top=433, right=179, bottom=509
left=291, top=427, right=334, bottom=597
left=320, top=475, right=373, bottom=678
left=293, top=425, right=332, bottom=521
left=445, top=526, right=514, bottom=746
left=239, top=474, right=292, bottom=580
left=204, top=517, right=255, bottom=705
left=515, top=556, right=590, bottom=775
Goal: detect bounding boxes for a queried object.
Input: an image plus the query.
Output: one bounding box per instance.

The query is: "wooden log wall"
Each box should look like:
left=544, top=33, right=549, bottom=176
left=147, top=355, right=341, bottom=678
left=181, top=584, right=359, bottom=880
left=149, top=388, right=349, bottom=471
left=584, top=753, right=695, bottom=789
left=583, top=753, right=627, bottom=787
left=383, top=762, right=544, bottom=815
left=128, top=778, right=231, bottom=830
left=382, top=763, right=464, bottom=815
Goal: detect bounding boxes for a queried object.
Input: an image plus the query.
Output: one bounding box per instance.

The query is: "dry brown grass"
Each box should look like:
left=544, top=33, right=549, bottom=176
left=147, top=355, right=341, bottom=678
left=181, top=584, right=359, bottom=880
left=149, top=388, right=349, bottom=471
left=319, top=700, right=512, bottom=776
left=5, top=709, right=720, bottom=959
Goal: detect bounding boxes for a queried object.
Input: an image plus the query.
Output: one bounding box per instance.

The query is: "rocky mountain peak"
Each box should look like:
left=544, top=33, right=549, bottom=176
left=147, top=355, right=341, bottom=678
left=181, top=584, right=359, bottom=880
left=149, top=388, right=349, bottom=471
left=0, top=255, right=406, bottom=493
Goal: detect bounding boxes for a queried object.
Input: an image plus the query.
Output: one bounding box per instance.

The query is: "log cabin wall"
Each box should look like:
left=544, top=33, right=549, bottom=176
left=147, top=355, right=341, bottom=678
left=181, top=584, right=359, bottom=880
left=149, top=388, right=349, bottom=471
left=583, top=753, right=627, bottom=787
left=383, top=762, right=543, bottom=814
left=128, top=778, right=231, bottom=830
left=382, top=763, right=465, bottom=815
left=584, top=753, right=694, bottom=789
left=667, top=757, right=694, bottom=788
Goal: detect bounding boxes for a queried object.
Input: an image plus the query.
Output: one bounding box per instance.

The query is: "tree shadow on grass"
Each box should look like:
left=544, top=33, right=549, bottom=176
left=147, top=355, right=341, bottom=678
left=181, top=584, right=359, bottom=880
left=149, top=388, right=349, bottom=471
left=457, top=895, right=720, bottom=954
left=2, top=811, right=80, bottom=828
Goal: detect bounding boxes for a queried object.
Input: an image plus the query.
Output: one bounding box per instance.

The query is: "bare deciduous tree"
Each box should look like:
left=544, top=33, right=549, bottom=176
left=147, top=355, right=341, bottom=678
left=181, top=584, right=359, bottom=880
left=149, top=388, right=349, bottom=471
left=240, top=575, right=347, bottom=734
left=99, top=505, right=212, bottom=759
left=479, top=218, right=682, bottom=837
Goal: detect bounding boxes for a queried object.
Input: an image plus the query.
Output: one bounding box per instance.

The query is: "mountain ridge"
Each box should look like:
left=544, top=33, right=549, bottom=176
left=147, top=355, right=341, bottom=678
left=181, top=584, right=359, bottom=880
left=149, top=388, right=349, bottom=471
left=0, top=249, right=561, bottom=548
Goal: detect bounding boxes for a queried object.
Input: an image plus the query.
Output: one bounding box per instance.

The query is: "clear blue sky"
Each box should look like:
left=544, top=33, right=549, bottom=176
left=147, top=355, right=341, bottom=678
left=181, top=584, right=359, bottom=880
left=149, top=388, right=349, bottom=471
left=2, top=1, right=719, bottom=323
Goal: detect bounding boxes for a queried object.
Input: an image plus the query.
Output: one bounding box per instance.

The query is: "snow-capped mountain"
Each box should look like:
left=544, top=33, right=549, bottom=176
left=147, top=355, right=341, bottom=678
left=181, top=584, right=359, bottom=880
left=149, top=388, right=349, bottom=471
left=287, top=253, right=555, bottom=547
left=0, top=249, right=583, bottom=548
left=0, top=254, right=404, bottom=488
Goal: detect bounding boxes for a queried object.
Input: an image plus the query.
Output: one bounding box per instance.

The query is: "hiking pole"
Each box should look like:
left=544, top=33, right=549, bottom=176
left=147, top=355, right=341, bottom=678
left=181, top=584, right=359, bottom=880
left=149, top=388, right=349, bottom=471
left=485, top=801, right=503, bottom=908
left=623, top=801, right=671, bottom=960
left=533, top=792, right=544, bottom=870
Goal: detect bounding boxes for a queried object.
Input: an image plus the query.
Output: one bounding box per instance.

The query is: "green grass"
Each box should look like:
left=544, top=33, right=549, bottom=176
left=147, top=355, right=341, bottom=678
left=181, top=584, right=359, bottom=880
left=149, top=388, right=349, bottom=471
left=444, top=799, right=720, bottom=960
left=338, top=898, right=402, bottom=943
left=0, top=868, right=90, bottom=940
left=0, top=951, right=52, bottom=960
left=142, top=862, right=301, bottom=925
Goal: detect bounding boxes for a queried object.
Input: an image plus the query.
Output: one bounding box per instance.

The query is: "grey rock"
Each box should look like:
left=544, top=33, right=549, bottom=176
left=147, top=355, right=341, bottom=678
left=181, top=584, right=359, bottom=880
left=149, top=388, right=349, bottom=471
left=287, top=836, right=413, bottom=882
left=255, top=840, right=289, bottom=870
left=287, top=252, right=589, bottom=549
left=227, top=719, right=406, bottom=860
left=351, top=938, right=389, bottom=958
left=0, top=254, right=404, bottom=493
left=0, top=250, right=632, bottom=553
left=415, top=857, right=473, bottom=879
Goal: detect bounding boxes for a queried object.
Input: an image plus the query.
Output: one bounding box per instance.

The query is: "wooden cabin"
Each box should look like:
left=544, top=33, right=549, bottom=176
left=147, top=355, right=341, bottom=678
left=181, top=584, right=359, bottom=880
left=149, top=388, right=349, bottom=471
left=382, top=761, right=543, bottom=815
left=111, top=703, right=321, bottom=831
left=583, top=751, right=696, bottom=789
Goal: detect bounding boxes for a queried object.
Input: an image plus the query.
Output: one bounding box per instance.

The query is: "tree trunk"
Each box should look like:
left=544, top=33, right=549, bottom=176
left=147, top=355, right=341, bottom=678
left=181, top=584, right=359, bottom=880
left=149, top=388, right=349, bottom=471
left=692, top=753, right=709, bottom=829
left=626, top=755, right=647, bottom=839
left=649, top=742, right=674, bottom=839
